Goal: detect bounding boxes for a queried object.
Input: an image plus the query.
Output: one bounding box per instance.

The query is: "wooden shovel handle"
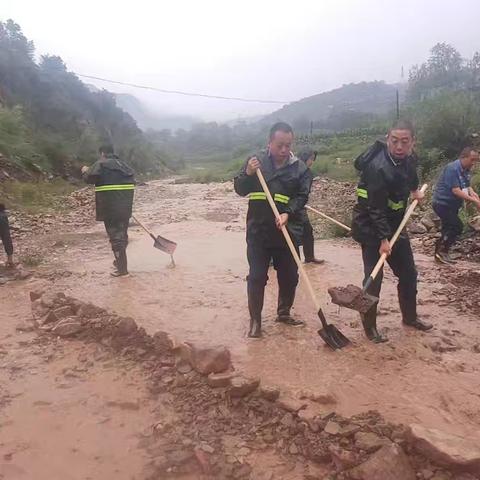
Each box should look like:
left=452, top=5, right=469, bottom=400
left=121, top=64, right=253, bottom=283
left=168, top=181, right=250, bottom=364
left=256, top=169, right=321, bottom=311
left=368, top=184, right=428, bottom=283
left=306, top=205, right=351, bottom=231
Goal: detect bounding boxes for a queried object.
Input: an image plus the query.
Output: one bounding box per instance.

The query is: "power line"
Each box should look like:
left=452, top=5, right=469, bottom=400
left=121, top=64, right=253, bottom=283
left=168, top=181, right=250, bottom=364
left=75, top=73, right=289, bottom=105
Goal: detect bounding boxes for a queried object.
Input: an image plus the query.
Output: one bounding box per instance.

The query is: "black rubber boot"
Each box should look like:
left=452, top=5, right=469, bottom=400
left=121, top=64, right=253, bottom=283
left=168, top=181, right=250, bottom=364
left=361, top=307, right=388, bottom=343
left=111, top=249, right=129, bottom=277
left=276, top=289, right=304, bottom=326
left=247, top=286, right=264, bottom=338
left=399, top=295, right=432, bottom=331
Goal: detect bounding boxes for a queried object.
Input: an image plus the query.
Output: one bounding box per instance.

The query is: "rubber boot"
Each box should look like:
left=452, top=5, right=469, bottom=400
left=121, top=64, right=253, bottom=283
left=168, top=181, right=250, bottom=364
left=247, top=286, right=264, bottom=338
left=399, top=295, right=432, bottom=331
left=276, top=288, right=304, bottom=326
left=111, top=249, right=128, bottom=277
left=303, top=237, right=324, bottom=265
left=360, top=306, right=388, bottom=343
left=435, top=238, right=455, bottom=265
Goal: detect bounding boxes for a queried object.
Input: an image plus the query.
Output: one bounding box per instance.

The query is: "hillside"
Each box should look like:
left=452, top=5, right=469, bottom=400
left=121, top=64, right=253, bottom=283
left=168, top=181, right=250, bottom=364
left=0, top=19, right=169, bottom=178
left=264, top=81, right=405, bottom=132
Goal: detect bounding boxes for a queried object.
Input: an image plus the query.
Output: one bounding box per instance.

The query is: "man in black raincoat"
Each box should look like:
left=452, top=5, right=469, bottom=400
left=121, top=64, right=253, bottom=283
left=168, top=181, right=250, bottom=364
left=82, top=145, right=135, bottom=277
left=234, top=122, right=312, bottom=338
left=351, top=120, right=432, bottom=343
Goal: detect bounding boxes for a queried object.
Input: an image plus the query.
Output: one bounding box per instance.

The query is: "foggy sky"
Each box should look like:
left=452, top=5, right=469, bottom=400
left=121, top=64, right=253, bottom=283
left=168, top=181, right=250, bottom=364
left=3, top=0, right=480, bottom=121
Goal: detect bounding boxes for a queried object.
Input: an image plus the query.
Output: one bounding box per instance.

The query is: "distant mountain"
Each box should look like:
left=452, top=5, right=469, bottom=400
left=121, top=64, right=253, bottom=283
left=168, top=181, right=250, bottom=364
left=263, top=81, right=406, bottom=132
left=113, top=93, right=198, bottom=132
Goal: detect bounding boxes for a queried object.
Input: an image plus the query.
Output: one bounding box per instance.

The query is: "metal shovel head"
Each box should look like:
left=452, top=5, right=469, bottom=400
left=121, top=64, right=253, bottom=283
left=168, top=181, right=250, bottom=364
left=328, top=285, right=379, bottom=314
left=318, top=324, right=351, bottom=350
left=153, top=235, right=177, bottom=255
left=316, top=309, right=350, bottom=350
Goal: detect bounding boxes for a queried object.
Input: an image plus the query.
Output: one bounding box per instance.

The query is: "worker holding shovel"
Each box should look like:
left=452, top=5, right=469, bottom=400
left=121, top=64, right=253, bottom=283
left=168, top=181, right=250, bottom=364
left=234, top=122, right=312, bottom=338
left=82, top=144, right=135, bottom=277
left=351, top=120, right=432, bottom=343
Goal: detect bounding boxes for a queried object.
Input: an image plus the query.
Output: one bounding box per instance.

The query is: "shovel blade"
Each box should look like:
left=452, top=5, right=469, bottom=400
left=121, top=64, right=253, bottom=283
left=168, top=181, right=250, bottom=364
left=328, top=285, right=379, bottom=314
left=153, top=235, right=177, bottom=255
left=318, top=324, right=350, bottom=350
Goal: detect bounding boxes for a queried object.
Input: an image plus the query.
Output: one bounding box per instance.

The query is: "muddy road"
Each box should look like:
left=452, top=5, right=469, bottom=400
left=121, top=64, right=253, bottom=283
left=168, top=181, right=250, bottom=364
left=1, top=178, right=480, bottom=478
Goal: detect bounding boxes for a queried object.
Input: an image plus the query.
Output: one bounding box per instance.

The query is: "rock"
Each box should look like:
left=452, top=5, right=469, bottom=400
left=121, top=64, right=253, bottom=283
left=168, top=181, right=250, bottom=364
left=15, top=322, right=35, bottom=332
left=52, top=318, right=83, bottom=337
left=41, top=292, right=66, bottom=309
left=258, top=386, right=280, bottom=401
left=189, top=344, right=231, bottom=375
left=347, top=443, right=416, bottom=480
left=300, top=390, right=337, bottom=405
left=420, top=469, right=434, bottom=480
left=407, top=424, right=480, bottom=472
left=469, top=215, right=480, bottom=232
left=277, top=396, right=307, bottom=412
left=324, top=421, right=342, bottom=435
left=77, top=302, right=104, bottom=318
left=409, top=222, right=428, bottom=234
left=355, top=431, right=391, bottom=453
left=229, top=376, right=260, bottom=398
left=173, top=342, right=193, bottom=364
left=53, top=305, right=74, bottom=320
left=207, top=372, right=233, bottom=388
left=41, top=310, right=59, bottom=325
left=29, top=290, right=44, bottom=302
left=31, top=298, right=49, bottom=321
left=115, top=317, right=138, bottom=336
left=289, top=443, right=299, bottom=455
left=328, top=444, right=358, bottom=470
left=176, top=359, right=193, bottom=374
left=421, top=215, right=436, bottom=231
left=153, top=331, right=173, bottom=351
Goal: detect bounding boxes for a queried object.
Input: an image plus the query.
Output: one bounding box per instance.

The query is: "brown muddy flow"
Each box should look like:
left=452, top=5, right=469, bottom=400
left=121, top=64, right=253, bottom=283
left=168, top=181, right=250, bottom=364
left=2, top=179, right=480, bottom=465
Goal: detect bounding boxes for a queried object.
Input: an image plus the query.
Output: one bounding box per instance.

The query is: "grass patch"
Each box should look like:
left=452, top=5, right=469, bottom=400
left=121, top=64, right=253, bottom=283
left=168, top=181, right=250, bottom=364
left=0, top=179, right=77, bottom=214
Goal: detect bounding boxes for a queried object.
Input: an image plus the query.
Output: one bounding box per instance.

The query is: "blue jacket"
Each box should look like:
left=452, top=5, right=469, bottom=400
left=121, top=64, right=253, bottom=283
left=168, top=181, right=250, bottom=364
left=433, top=159, right=471, bottom=210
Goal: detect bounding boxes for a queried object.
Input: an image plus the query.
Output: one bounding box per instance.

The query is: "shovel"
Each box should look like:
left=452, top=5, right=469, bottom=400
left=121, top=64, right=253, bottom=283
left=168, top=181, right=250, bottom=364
left=256, top=169, right=350, bottom=350
left=132, top=215, right=177, bottom=266
left=328, top=184, right=428, bottom=314
left=305, top=205, right=351, bottom=232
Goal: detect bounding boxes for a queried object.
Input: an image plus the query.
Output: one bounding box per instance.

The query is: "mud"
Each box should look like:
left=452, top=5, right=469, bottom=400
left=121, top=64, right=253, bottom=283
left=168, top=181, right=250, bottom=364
left=2, top=177, right=480, bottom=478
left=327, top=285, right=377, bottom=313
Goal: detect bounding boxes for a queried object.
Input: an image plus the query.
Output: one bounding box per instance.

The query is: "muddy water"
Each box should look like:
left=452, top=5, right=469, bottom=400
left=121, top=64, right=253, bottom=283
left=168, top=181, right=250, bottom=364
left=8, top=179, right=480, bottom=444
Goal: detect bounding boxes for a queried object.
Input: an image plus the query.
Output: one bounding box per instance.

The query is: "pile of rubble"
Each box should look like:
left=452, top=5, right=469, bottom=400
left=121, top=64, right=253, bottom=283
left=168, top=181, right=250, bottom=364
left=23, top=290, right=480, bottom=479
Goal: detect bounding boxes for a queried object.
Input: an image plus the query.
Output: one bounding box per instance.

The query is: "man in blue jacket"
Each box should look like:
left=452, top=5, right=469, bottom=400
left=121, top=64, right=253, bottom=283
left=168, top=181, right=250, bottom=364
left=432, top=147, right=480, bottom=264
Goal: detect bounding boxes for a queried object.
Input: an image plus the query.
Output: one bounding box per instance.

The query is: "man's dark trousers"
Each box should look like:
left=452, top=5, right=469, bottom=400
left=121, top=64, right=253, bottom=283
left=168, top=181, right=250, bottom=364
left=247, top=242, right=299, bottom=320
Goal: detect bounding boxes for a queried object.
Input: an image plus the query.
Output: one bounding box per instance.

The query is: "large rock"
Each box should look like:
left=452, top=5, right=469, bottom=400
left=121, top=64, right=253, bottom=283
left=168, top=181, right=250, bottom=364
left=347, top=443, right=416, bottom=480
left=53, top=305, right=75, bottom=320
left=29, top=290, right=45, bottom=302
left=41, top=292, right=66, bottom=309
left=31, top=299, right=49, bottom=321
left=407, top=424, right=480, bottom=473
left=354, top=431, right=391, bottom=453
left=421, top=215, right=436, bottom=231
left=229, top=376, right=260, bottom=398
left=52, top=318, right=83, bottom=337
left=189, top=345, right=231, bottom=375
left=114, top=317, right=138, bottom=336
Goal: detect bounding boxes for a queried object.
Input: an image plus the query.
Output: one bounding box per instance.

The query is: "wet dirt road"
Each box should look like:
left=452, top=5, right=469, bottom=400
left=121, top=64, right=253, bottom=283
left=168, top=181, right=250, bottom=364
left=13, top=178, right=479, bottom=445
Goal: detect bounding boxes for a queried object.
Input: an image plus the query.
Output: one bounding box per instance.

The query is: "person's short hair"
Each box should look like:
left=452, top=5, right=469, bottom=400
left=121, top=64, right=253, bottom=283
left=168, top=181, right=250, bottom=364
left=269, top=122, right=294, bottom=141
left=459, top=146, right=479, bottom=158
left=99, top=144, right=114, bottom=155
left=388, top=119, right=415, bottom=137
